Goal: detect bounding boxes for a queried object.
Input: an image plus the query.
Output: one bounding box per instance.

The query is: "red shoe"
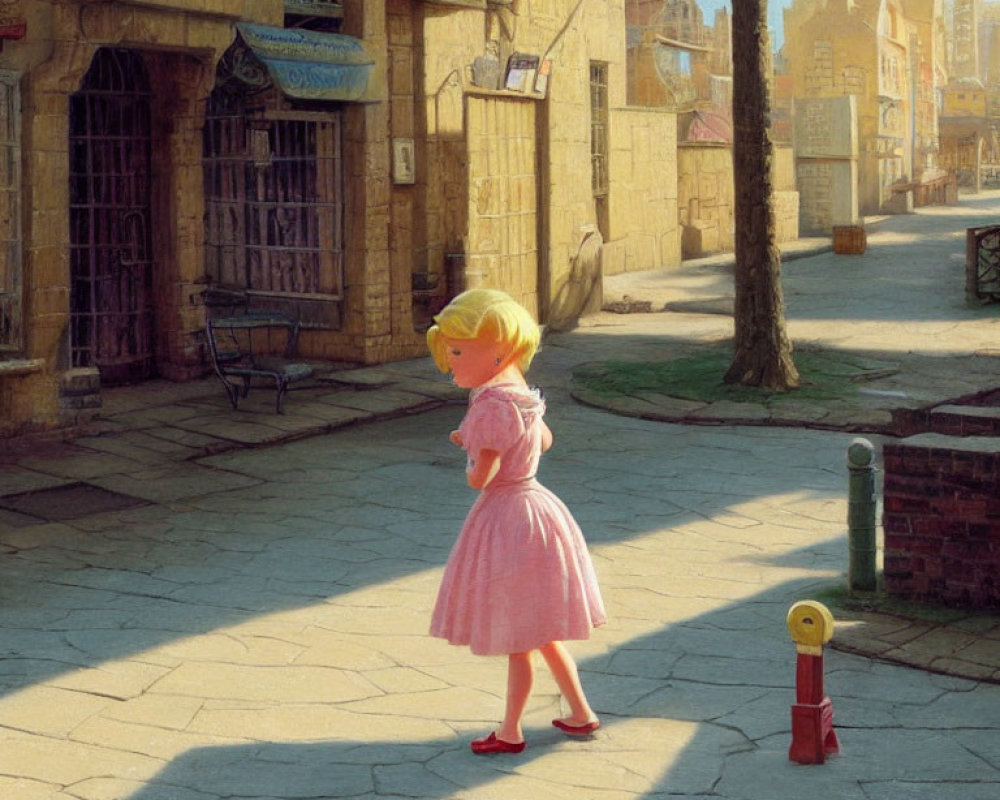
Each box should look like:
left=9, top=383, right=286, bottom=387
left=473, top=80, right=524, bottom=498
left=552, top=718, right=601, bottom=736
left=470, top=732, right=526, bottom=754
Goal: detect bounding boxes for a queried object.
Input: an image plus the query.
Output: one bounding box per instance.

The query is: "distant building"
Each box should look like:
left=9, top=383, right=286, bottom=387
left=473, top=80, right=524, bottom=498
left=625, top=0, right=798, bottom=258
left=952, top=0, right=981, bottom=80
left=940, top=0, right=991, bottom=187
left=627, top=0, right=708, bottom=107
left=784, top=0, right=945, bottom=215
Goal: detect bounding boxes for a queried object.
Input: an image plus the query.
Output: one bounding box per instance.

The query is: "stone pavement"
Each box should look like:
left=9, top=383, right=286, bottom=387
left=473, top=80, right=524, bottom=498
left=591, top=204, right=1000, bottom=432
left=0, top=195, right=999, bottom=799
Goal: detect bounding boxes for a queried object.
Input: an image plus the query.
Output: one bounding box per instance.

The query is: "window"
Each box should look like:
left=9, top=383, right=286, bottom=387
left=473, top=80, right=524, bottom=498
left=0, top=71, right=20, bottom=354
left=204, top=103, right=344, bottom=304
left=840, top=66, right=865, bottom=95
left=590, top=62, right=609, bottom=241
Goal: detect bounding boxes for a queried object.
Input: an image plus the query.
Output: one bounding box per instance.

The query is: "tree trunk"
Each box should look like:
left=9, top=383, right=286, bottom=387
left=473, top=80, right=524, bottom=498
left=725, top=0, right=799, bottom=391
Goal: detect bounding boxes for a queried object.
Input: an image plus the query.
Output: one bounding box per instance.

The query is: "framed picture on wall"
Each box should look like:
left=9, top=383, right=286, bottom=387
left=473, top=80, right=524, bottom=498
left=393, top=138, right=415, bottom=184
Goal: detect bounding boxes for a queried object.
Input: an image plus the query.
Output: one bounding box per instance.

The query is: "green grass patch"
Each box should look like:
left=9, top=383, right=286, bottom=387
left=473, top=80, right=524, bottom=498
left=813, top=582, right=998, bottom=627
left=572, top=345, right=898, bottom=406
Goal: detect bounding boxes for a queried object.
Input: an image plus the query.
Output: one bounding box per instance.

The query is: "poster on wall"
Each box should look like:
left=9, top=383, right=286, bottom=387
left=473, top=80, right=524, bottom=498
left=504, top=53, right=540, bottom=93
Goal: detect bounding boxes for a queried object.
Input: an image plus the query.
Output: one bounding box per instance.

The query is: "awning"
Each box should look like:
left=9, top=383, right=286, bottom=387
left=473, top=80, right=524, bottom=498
left=236, top=23, right=378, bottom=102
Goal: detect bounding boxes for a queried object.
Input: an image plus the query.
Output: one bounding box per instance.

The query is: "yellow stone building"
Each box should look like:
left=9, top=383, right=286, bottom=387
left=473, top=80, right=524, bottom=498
left=938, top=0, right=1000, bottom=189
left=0, top=0, right=680, bottom=437
left=905, top=0, right=947, bottom=176
left=784, top=0, right=945, bottom=216
left=939, top=78, right=991, bottom=187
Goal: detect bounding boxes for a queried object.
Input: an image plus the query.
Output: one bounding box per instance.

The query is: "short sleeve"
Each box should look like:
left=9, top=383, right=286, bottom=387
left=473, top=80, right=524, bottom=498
left=460, top=393, right=524, bottom=457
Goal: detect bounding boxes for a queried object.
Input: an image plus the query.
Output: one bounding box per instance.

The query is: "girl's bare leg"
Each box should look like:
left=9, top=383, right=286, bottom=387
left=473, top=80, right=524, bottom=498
left=497, top=651, right=534, bottom=743
left=540, top=641, right=598, bottom=726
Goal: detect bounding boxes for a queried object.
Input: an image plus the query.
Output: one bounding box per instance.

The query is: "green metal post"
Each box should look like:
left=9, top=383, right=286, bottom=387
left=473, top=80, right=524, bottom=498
left=847, top=438, right=878, bottom=592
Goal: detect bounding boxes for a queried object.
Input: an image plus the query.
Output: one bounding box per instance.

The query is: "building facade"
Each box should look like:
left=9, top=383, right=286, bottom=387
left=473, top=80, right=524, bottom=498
left=625, top=0, right=798, bottom=255
left=0, top=0, right=680, bottom=437
left=939, top=0, right=1000, bottom=186
left=784, top=0, right=945, bottom=216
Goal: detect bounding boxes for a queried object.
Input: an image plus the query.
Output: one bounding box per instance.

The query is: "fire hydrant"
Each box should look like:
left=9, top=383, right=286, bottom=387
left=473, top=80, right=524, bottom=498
left=787, top=600, right=839, bottom=764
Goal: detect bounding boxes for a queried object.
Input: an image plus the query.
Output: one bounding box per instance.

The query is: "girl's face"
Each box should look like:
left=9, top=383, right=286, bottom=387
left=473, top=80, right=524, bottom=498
left=442, top=336, right=508, bottom=388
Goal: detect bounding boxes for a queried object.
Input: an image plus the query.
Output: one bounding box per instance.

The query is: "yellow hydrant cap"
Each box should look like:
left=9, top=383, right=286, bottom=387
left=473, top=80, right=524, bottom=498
left=787, top=600, right=835, bottom=650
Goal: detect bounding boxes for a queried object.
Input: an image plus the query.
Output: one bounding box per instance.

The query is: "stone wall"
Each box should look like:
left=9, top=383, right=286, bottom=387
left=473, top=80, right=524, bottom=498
left=416, top=2, right=666, bottom=310
left=509, top=1, right=634, bottom=318
left=603, top=106, right=679, bottom=276
left=783, top=0, right=915, bottom=216
left=883, top=434, right=1000, bottom=609
left=0, top=0, right=254, bottom=436
left=463, top=94, right=539, bottom=316
left=794, top=95, right=860, bottom=234
left=676, top=143, right=798, bottom=259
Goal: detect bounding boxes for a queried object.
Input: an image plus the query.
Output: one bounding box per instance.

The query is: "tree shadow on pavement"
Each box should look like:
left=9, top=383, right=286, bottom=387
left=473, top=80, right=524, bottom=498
left=116, top=556, right=1000, bottom=800
left=3, top=404, right=998, bottom=799
left=0, top=407, right=843, bottom=699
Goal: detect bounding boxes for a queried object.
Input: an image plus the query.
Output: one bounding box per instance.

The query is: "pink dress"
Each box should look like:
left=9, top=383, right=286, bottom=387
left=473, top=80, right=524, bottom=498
left=431, top=384, right=607, bottom=655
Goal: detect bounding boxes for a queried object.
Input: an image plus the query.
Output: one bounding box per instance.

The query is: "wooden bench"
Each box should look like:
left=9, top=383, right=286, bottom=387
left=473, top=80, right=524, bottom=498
left=205, top=311, right=314, bottom=413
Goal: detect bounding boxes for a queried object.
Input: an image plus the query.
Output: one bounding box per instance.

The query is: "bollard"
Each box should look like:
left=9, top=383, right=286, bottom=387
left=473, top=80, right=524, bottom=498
left=847, top=437, right=878, bottom=592
left=787, top=600, right=839, bottom=764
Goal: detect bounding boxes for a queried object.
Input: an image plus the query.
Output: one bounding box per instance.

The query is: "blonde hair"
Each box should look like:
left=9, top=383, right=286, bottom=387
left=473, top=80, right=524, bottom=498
left=427, top=289, right=541, bottom=374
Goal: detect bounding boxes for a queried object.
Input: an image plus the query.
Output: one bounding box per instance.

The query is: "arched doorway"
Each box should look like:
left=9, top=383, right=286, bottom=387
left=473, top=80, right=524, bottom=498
left=69, top=48, right=154, bottom=384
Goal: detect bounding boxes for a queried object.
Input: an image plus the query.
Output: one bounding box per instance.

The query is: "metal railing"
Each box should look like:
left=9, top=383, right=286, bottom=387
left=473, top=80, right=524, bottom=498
left=966, top=225, right=1000, bottom=304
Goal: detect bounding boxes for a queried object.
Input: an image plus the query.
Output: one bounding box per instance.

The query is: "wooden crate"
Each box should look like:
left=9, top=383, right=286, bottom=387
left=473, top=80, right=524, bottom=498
left=833, top=225, right=867, bottom=255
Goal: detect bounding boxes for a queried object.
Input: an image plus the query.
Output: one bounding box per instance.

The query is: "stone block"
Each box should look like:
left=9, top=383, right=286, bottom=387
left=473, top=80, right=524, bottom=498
left=682, top=221, right=719, bottom=259
left=793, top=95, right=858, bottom=159
left=30, top=114, right=69, bottom=152
left=59, top=393, right=102, bottom=411
left=186, top=18, right=238, bottom=51
left=389, top=48, right=414, bottom=96
left=128, top=7, right=187, bottom=47
left=31, top=248, right=71, bottom=291
left=60, top=367, right=100, bottom=397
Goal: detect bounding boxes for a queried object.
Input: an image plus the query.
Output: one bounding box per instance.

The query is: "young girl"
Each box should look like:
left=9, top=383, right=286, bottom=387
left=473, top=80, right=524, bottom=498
left=427, top=288, right=607, bottom=755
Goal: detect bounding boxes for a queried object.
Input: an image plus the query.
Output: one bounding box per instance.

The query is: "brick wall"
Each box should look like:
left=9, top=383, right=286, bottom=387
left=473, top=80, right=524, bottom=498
left=883, top=434, right=1000, bottom=609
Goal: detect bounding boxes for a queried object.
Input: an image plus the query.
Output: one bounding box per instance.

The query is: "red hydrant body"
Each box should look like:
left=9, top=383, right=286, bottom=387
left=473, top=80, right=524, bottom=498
left=787, top=601, right=839, bottom=764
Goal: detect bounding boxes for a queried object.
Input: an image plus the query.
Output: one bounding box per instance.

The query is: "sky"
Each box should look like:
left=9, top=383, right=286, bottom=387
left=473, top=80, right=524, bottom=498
left=696, top=0, right=794, bottom=50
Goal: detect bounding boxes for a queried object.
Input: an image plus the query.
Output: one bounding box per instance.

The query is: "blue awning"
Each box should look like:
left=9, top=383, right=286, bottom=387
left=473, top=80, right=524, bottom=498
left=236, top=23, right=378, bottom=103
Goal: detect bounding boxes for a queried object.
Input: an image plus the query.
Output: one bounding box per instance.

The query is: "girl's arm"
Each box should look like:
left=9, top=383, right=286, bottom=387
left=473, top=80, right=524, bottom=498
left=467, top=448, right=501, bottom=489
left=540, top=421, right=553, bottom=453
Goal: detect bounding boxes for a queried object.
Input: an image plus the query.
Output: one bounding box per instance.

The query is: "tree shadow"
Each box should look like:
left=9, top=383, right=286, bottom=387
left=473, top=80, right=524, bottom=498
left=0, top=405, right=874, bottom=795
left=116, top=550, right=999, bottom=800
left=605, top=190, right=1000, bottom=327
left=0, top=404, right=854, bottom=699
